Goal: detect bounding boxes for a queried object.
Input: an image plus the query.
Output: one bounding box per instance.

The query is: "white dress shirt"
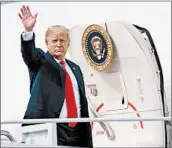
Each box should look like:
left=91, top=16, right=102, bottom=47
left=22, top=31, right=81, bottom=118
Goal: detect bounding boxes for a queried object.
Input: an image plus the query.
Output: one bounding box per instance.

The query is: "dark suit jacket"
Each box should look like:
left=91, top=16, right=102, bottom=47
left=21, top=33, right=93, bottom=147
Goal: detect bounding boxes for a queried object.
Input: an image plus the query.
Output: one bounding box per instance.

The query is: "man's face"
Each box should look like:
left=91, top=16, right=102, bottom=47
left=46, top=28, right=69, bottom=60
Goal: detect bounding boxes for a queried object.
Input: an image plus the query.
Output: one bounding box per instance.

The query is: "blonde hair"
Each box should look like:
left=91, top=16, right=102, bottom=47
left=45, top=25, right=70, bottom=43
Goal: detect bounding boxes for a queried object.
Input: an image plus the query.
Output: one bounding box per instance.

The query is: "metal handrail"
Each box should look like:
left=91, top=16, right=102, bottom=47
left=1, top=117, right=171, bottom=125
left=1, top=130, right=16, bottom=142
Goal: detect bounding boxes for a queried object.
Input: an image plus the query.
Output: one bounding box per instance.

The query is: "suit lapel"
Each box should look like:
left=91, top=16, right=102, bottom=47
left=45, top=52, right=66, bottom=89
left=44, top=53, right=83, bottom=93
left=66, top=59, right=83, bottom=90
left=58, top=65, right=65, bottom=89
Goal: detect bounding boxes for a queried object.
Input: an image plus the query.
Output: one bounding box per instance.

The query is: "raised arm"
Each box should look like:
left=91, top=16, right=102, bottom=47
left=19, top=5, right=45, bottom=72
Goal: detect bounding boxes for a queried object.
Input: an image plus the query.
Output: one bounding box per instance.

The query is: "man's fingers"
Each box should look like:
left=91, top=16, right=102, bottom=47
left=23, top=5, right=27, bottom=15
left=21, top=5, right=30, bottom=17
left=26, top=6, right=32, bottom=16
left=18, top=13, right=23, bottom=20
left=21, top=7, right=25, bottom=16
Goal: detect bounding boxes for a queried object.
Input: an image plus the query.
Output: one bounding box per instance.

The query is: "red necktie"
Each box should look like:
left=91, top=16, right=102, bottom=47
left=60, top=60, right=78, bottom=127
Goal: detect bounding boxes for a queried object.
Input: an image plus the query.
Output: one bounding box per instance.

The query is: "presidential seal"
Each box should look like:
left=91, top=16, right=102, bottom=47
left=82, top=24, right=113, bottom=72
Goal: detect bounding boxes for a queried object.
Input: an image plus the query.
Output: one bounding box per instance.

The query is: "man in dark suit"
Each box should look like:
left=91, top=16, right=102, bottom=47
left=18, top=5, right=93, bottom=147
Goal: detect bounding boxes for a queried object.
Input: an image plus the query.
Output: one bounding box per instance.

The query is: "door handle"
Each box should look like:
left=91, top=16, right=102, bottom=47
left=86, top=93, right=116, bottom=140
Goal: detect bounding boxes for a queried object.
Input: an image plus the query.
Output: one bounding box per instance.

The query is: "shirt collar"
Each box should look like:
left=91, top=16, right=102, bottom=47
left=53, top=57, right=66, bottom=64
